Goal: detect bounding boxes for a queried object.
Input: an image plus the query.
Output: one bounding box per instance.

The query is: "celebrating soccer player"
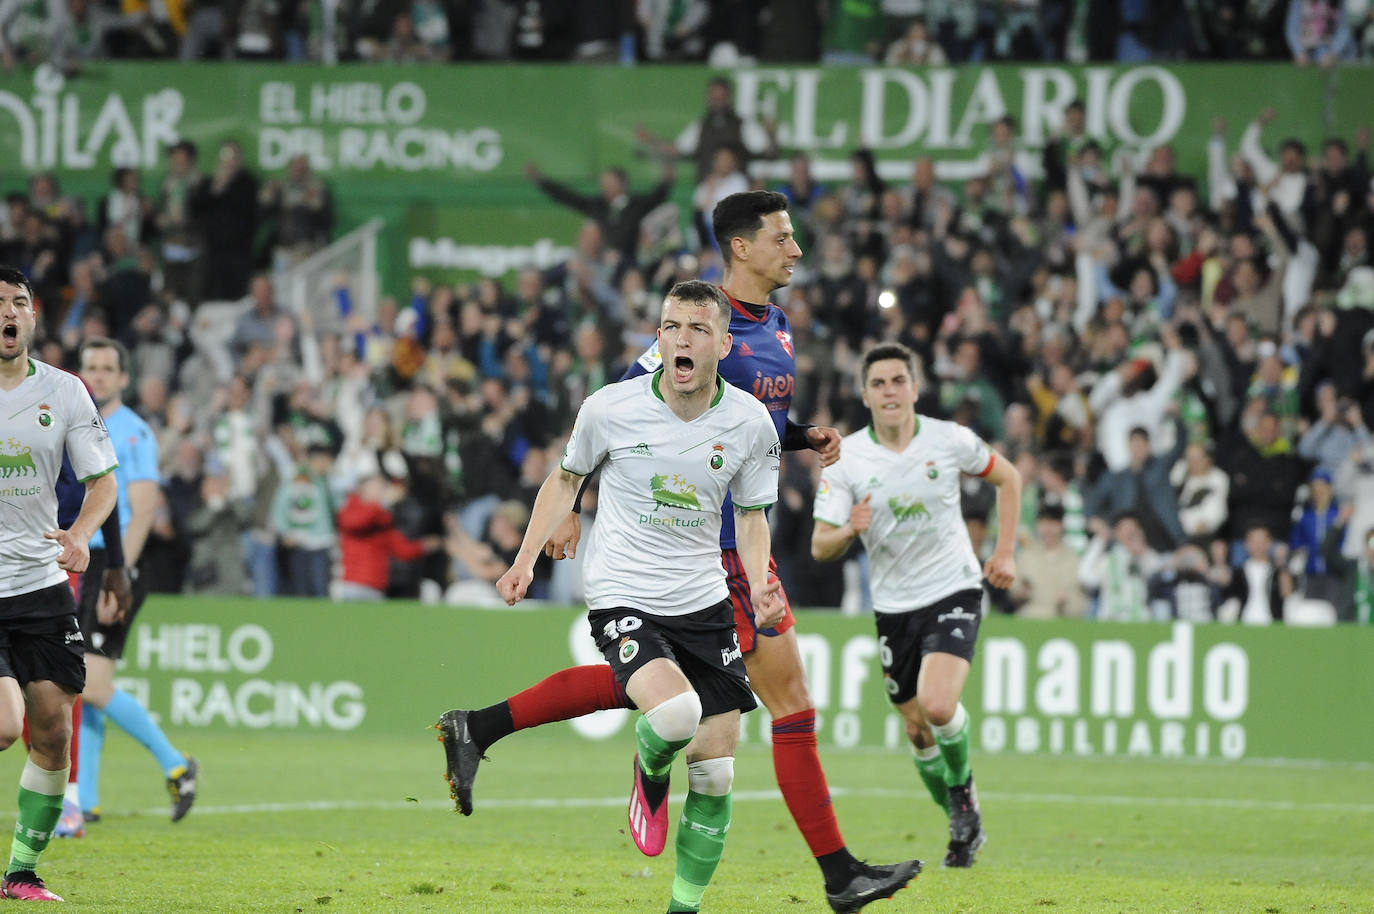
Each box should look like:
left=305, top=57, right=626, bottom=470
left=811, top=342, right=1021, bottom=868
left=467, top=280, right=780, bottom=914
left=439, top=191, right=921, bottom=913
left=0, top=267, right=119, bottom=901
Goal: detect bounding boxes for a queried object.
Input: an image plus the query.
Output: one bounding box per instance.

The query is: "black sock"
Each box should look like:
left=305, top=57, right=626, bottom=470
left=817, top=847, right=860, bottom=891
left=641, top=770, right=669, bottom=814
left=465, top=702, right=514, bottom=754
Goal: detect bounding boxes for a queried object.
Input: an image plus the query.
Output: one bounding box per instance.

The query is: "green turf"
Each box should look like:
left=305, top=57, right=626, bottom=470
left=2, top=726, right=1369, bottom=912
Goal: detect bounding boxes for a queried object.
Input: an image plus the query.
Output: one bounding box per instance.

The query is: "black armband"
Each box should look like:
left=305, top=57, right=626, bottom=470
left=101, top=509, right=125, bottom=569
left=571, top=472, right=593, bottom=514
left=782, top=420, right=814, bottom=452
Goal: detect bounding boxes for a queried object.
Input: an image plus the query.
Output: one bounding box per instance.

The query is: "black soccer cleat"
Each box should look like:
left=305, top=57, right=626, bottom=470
left=437, top=709, right=486, bottom=816
left=946, top=772, right=982, bottom=844
left=942, top=828, right=987, bottom=868
left=825, top=858, right=922, bottom=913
left=167, top=756, right=199, bottom=823
left=943, top=772, right=985, bottom=867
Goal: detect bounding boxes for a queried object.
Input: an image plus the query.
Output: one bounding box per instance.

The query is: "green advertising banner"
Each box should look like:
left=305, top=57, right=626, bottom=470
left=2, top=61, right=1372, bottom=291
left=118, top=598, right=1374, bottom=765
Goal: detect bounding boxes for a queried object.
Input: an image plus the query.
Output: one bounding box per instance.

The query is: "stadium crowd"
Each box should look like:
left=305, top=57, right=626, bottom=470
left=2, top=76, right=1374, bottom=624
left=5, top=0, right=1374, bottom=70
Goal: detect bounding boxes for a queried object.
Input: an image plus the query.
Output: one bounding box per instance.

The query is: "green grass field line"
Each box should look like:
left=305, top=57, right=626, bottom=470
left=0, top=730, right=1365, bottom=912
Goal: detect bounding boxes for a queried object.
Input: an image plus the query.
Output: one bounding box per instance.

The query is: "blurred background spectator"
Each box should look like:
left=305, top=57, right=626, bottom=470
left=0, top=33, right=1370, bottom=628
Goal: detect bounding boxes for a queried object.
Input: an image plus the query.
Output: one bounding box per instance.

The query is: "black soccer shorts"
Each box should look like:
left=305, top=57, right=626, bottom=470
left=875, top=588, right=983, bottom=705
left=588, top=600, right=757, bottom=719
left=0, top=583, right=87, bottom=692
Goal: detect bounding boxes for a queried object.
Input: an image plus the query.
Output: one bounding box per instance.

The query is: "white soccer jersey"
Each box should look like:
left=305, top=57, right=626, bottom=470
left=0, top=359, right=117, bottom=599
left=814, top=416, right=992, bottom=614
left=561, top=371, right=780, bottom=615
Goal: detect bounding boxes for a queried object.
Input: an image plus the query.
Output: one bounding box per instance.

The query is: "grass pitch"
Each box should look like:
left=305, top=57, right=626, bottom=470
left=4, top=726, right=1370, bottom=912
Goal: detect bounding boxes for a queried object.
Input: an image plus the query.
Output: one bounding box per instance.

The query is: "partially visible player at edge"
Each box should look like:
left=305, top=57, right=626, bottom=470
left=49, top=384, right=133, bottom=839
left=812, top=342, right=1020, bottom=868
left=76, top=337, right=199, bottom=825
left=0, top=266, right=118, bottom=901
left=438, top=192, right=922, bottom=913
left=485, top=280, right=781, bottom=914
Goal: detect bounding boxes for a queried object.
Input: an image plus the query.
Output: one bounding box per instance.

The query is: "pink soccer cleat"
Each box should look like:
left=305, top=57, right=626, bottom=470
left=627, top=754, right=669, bottom=857
left=3, top=870, right=64, bottom=901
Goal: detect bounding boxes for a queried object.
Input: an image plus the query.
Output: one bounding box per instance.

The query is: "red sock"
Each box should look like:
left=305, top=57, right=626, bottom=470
left=69, top=697, right=81, bottom=782
left=772, top=709, right=846, bottom=857
left=508, top=665, right=629, bottom=731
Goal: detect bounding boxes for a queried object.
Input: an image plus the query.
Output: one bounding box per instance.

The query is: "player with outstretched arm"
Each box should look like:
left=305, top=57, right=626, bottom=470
left=439, top=192, right=920, bottom=913
left=479, top=281, right=777, bottom=914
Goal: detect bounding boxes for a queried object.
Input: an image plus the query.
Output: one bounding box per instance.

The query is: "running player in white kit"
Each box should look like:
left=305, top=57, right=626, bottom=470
left=0, top=266, right=118, bottom=900
left=812, top=342, right=1020, bottom=870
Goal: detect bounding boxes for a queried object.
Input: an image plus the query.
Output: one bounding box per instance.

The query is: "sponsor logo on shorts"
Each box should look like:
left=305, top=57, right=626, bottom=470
left=951, top=628, right=965, bottom=640
left=618, top=638, right=639, bottom=664
left=937, top=609, right=979, bottom=624
left=720, top=632, right=742, bottom=666
left=64, top=630, right=83, bottom=643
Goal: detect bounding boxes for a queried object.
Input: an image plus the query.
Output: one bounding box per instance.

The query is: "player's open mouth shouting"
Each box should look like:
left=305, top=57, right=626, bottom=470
left=1, top=321, right=19, bottom=353
left=673, top=354, right=695, bottom=385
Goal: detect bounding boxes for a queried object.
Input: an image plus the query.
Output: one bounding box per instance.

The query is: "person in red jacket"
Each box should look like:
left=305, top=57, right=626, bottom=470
left=335, top=475, right=439, bottom=600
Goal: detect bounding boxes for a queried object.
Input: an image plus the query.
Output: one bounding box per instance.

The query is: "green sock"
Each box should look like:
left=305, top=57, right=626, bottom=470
left=9, top=761, right=67, bottom=874
left=913, top=745, right=950, bottom=812
left=669, top=790, right=731, bottom=912
left=636, top=714, right=692, bottom=780
left=933, top=705, right=972, bottom=787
